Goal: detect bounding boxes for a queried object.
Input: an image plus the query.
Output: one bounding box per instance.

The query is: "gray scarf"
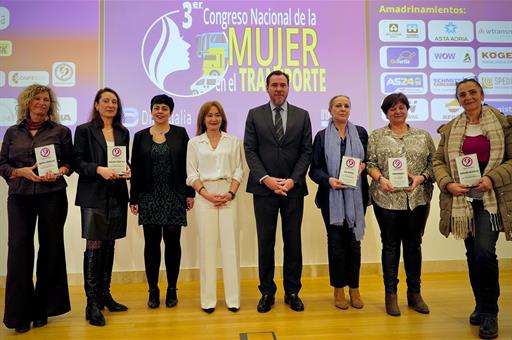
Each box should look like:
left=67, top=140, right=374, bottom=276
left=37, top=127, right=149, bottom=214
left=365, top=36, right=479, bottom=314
left=324, top=119, right=366, bottom=241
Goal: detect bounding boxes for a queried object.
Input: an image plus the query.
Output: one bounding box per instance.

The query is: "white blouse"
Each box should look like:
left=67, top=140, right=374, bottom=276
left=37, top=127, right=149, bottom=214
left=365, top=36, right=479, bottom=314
left=186, top=132, right=244, bottom=186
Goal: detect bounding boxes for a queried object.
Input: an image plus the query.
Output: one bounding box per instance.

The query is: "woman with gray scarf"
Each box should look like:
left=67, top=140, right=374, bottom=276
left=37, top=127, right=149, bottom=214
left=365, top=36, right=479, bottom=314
left=433, top=78, right=512, bottom=340
left=309, top=95, right=369, bottom=310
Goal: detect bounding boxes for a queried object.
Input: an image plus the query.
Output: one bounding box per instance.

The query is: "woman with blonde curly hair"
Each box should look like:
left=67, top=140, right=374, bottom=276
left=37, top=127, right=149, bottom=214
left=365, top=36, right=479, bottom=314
left=0, top=84, right=73, bottom=333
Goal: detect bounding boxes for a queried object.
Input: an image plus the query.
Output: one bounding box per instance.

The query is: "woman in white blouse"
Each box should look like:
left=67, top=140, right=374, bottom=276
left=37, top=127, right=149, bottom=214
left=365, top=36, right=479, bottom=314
left=186, top=101, right=244, bottom=313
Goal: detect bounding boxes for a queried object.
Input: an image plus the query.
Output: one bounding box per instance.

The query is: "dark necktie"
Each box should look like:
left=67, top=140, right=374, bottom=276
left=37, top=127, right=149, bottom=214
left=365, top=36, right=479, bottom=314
left=274, top=107, right=283, bottom=141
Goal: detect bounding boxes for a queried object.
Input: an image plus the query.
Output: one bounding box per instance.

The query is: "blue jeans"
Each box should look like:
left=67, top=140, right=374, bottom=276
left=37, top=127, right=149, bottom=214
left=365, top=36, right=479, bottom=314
left=465, top=200, right=500, bottom=315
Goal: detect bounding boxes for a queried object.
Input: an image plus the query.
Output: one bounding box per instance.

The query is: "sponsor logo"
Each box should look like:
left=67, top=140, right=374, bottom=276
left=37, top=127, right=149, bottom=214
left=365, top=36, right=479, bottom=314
left=112, top=147, right=122, bottom=158
left=57, top=97, right=77, bottom=126
left=141, top=9, right=228, bottom=97
left=0, top=7, right=9, bottom=30
left=477, top=47, right=512, bottom=69
left=40, top=147, right=51, bottom=158
left=379, top=20, right=425, bottom=42
left=430, top=72, right=475, bottom=95
left=479, top=73, right=512, bottom=95
left=461, top=156, right=473, bottom=167
left=476, top=21, right=512, bottom=43
left=346, top=159, right=356, bottom=168
left=392, top=159, right=403, bottom=169
left=123, top=107, right=140, bottom=127
left=0, top=40, right=12, bottom=56
left=380, top=98, right=428, bottom=121
left=429, top=46, right=475, bottom=69
left=428, top=20, right=474, bottom=43
left=0, top=98, right=17, bottom=126
left=8, top=71, right=49, bottom=87
left=380, top=46, right=426, bottom=69
left=485, top=100, right=512, bottom=115
left=52, top=62, right=76, bottom=87
left=431, top=98, right=464, bottom=121
left=381, top=72, right=427, bottom=95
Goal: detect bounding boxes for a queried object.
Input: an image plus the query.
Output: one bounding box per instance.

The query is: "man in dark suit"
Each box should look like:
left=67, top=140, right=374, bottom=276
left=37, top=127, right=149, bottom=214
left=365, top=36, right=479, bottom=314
left=244, top=70, right=312, bottom=312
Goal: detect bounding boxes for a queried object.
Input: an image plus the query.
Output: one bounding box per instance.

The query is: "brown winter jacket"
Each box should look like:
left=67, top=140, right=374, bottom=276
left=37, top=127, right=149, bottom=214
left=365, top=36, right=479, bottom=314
left=433, top=107, right=512, bottom=241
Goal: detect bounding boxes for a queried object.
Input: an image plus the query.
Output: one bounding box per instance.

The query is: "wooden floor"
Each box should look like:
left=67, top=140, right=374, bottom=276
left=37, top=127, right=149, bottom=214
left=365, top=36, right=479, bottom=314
left=0, top=271, right=510, bottom=339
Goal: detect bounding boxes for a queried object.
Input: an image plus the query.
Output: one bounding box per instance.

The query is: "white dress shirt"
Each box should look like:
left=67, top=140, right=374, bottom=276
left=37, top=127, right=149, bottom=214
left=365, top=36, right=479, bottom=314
left=186, top=132, right=244, bottom=186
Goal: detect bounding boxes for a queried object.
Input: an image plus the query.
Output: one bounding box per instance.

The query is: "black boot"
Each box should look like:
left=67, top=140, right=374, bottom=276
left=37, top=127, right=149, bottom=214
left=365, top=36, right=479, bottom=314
left=148, top=288, right=160, bottom=309
left=166, top=288, right=178, bottom=308
left=479, top=314, right=498, bottom=339
left=100, top=244, right=128, bottom=312
left=84, top=250, right=106, bottom=326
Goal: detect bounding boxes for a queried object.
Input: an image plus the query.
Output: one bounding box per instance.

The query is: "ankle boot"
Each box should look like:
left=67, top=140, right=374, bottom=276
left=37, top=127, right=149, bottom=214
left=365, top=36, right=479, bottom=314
left=100, top=244, right=128, bottom=312
left=349, top=288, right=364, bottom=309
left=479, top=314, right=498, bottom=339
left=166, top=288, right=178, bottom=308
left=334, top=287, right=349, bottom=310
left=385, top=293, right=400, bottom=316
left=84, top=250, right=106, bottom=326
left=148, top=288, right=160, bottom=309
left=407, top=291, right=430, bottom=314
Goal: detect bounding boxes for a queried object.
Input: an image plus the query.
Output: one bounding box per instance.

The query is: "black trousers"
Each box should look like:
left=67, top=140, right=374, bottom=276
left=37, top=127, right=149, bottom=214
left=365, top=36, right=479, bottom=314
left=465, top=200, right=500, bottom=315
left=320, top=207, right=361, bottom=288
left=373, top=203, right=429, bottom=294
left=253, top=194, right=304, bottom=296
left=3, top=190, right=71, bottom=329
left=143, top=224, right=182, bottom=289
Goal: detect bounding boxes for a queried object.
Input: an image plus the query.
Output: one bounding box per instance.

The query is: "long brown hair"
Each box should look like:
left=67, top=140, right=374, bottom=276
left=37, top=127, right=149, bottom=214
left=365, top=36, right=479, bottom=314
left=196, top=101, right=228, bottom=135
left=89, top=87, right=125, bottom=129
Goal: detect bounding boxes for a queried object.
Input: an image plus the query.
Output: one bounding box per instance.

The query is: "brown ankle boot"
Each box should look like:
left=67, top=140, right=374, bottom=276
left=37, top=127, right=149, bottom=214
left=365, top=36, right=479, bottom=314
left=385, top=293, right=400, bottom=316
left=407, top=292, right=429, bottom=314
left=349, top=288, right=364, bottom=309
left=334, top=288, right=349, bottom=310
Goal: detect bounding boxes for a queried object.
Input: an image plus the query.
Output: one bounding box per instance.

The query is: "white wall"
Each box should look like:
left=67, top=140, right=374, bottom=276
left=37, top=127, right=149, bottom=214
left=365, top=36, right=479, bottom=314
left=1, top=147, right=511, bottom=280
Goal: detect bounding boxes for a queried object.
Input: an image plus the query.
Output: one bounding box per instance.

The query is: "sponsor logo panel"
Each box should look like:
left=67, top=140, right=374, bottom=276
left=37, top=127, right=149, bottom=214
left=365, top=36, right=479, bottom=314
left=431, top=98, right=464, bottom=121
left=380, top=72, right=427, bottom=95
left=0, top=40, right=12, bottom=56
left=485, top=100, right=512, bottom=115
left=0, top=98, right=17, bottom=126
left=0, top=71, right=4, bottom=87
left=479, top=73, right=512, bottom=95
left=52, top=62, right=76, bottom=87
left=379, top=20, right=426, bottom=42
left=8, top=71, right=49, bottom=87
left=429, top=46, right=475, bottom=69
left=379, top=46, right=426, bottom=69
left=430, top=72, right=475, bottom=95
left=477, top=47, right=512, bottom=69
left=57, top=97, right=77, bottom=126
left=476, top=21, right=512, bottom=43
left=428, top=20, right=474, bottom=43
left=0, top=7, right=9, bottom=30
left=123, top=107, right=140, bottom=127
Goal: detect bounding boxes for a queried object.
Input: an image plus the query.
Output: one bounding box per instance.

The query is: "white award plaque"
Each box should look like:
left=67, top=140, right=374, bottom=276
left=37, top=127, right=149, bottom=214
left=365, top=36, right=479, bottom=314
left=107, top=145, right=126, bottom=175
left=456, top=153, right=481, bottom=187
left=388, top=157, right=409, bottom=188
left=339, top=156, right=361, bottom=187
left=35, top=144, right=59, bottom=176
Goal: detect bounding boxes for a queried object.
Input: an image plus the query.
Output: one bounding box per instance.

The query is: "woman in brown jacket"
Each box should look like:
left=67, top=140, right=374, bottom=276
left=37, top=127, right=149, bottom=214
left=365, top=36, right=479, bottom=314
left=433, top=78, right=512, bottom=340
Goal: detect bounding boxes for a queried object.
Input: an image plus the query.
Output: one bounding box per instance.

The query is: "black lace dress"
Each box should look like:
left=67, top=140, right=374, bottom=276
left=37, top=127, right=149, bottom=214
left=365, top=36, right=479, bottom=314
left=138, top=142, right=186, bottom=226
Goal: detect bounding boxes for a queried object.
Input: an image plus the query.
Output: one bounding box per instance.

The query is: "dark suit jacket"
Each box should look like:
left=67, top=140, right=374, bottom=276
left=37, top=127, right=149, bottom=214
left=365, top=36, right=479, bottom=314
left=130, top=125, right=194, bottom=206
left=309, top=126, right=370, bottom=213
left=73, top=122, right=129, bottom=208
left=244, top=102, right=313, bottom=197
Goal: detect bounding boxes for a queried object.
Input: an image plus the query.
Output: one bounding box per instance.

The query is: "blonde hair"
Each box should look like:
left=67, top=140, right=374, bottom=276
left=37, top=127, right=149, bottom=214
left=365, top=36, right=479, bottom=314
left=16, top=84, right=59, bottom=123
left=328, top=95, right=351, bottom=111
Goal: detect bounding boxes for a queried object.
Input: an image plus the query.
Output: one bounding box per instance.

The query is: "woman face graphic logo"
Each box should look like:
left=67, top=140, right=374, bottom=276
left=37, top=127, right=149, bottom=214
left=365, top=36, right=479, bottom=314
left=142, top=12, right=191, bottom=93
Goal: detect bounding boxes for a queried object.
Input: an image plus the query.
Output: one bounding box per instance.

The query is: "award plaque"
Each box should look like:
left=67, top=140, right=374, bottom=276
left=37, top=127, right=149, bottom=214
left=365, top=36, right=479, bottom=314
left=339, top=156, right=361, bottom=187
left=388, top=157, right=409, bottom=188
left=456, top=153, right=481, bottom=187
left=107, top=145, right=126, bottom=175
left=35, top=144, right=59, bottom=176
